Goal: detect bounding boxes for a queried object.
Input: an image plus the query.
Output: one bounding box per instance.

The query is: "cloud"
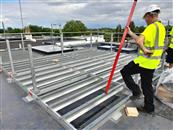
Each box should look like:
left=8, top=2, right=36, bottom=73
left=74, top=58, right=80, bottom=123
left=0, top=17, right=10, bottom=23
left=1, top=0, right=172, bottom=28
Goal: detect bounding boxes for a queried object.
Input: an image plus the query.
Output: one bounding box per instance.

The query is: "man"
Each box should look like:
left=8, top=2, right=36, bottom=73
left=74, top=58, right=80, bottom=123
left=120, top=4, right=166, bottom=114
left=166, top=27, right=173, bottom=68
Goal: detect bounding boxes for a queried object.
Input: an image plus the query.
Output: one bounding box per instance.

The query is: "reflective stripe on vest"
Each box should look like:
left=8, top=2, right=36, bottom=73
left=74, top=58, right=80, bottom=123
left=169, top=35, right=173, bottom=48
left=138, top=53, right=161, bottom=59
left=138, top=23, right=164, bottom=60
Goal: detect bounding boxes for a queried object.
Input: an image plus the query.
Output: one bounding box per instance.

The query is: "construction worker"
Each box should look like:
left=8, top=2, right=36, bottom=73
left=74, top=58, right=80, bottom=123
left=166, top=27, right=173, bottom=68
left=120, top=5, right=166, bottom=114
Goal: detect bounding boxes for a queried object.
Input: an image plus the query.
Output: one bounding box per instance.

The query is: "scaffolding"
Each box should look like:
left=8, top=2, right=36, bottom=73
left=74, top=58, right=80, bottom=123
left=0, top=32, right=163, bottom=130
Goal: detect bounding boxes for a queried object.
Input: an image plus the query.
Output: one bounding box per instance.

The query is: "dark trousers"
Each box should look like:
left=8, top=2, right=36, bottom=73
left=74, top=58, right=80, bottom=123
left=120, top=61, right=155, bottom=112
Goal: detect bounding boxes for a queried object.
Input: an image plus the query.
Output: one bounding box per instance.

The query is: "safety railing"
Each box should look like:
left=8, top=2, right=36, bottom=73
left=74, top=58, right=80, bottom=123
left=0, top=31, right=138, bottom=51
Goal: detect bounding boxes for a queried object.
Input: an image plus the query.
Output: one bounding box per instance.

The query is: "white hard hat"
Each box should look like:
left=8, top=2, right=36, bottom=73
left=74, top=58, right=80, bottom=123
left=143, top=4, right=160, bottom=18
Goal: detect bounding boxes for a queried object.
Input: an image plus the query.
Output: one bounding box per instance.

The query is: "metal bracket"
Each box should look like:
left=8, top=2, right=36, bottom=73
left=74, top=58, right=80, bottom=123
left=6, top=71, right=15, bottom=83
left=22, top=95, right=34, bottom=103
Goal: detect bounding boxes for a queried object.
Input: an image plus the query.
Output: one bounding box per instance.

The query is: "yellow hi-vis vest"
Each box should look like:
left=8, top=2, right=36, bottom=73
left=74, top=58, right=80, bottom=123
left=169, top=27, right=173, bottom=49
left=134, top=21, right=166, bottom=69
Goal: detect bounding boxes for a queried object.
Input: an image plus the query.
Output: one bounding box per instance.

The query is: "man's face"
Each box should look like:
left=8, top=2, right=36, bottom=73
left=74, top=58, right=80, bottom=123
left=144, top=14, right=153, bottom=25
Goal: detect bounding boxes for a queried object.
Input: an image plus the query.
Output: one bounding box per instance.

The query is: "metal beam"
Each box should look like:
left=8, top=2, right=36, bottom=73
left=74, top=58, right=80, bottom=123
left=27, top=44, right=40, bottom=94
left=6, top=40, right=15, bottom=75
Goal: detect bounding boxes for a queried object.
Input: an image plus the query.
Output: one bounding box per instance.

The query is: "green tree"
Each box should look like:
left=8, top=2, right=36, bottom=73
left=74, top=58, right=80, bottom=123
left=0, top=29, right=3, bottom=33
left=63, top=20, right=87, bottom=33
left=115, top=24, right=122, bottom=32
left=42, top=27, right=51, bottom=32
left=115, top=24, right=122, bottom=42
left=29, top=25, right=43, bottom=32
left=6, top=27, right=22, bottom=33
left=7, top=27, right=13, bottom=33
left=135, top=26, right=145, bottom=33
left=129, top=21, right=136, bottom=32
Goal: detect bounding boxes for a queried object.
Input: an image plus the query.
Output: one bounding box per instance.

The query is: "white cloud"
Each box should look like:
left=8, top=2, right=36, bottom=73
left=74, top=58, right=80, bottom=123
left=51, top=3, right=87, bottom=14
left=0, top=17, right=10, bottom=23
left=1, top=0, right=172, bottom=28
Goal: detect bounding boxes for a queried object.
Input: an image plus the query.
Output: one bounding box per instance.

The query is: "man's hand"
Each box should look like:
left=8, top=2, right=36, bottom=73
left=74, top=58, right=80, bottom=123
left=143, top=48, right=153, bottom=56
left=127, top=26, right=133, bottom=36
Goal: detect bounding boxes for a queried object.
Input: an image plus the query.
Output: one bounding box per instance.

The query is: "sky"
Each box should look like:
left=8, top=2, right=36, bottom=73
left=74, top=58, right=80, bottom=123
left=0, top=0, right=173, bottom=29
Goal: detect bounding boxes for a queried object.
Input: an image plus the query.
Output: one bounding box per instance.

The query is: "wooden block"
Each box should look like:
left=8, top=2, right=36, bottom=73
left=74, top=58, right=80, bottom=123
left=157, top=87, right=173, bottom=98
left=125, top=107, right=139, bottom=117
left=156, top=86, right=173, bottom=103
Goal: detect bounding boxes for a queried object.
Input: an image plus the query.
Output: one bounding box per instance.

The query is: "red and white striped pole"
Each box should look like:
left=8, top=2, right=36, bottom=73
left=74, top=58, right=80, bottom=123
left=105, top=0, right=138, bottom=94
